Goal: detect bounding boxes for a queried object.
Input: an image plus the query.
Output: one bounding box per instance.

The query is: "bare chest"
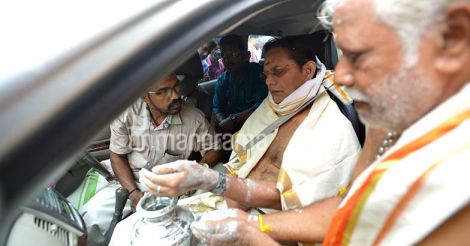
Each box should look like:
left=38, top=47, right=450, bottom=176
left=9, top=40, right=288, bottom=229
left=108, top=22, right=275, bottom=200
left=247, top=107, right=310, bottom=183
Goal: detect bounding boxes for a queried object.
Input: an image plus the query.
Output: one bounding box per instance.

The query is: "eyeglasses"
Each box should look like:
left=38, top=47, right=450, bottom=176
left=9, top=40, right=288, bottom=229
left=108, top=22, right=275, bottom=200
left=148, top=81, right=182, bottom=97
left=260, top=64, right=290, bottom=80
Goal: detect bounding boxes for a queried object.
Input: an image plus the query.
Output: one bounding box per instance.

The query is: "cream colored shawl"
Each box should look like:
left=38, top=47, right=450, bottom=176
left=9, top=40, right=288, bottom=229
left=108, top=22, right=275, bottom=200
left=268, top=57, right=326, bottom=116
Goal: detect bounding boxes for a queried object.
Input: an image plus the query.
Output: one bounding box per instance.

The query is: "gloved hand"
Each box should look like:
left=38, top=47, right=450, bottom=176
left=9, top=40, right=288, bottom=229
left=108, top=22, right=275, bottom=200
left=191, top=209, right=260, bottom=246
left=139, top=160, right=219, bottom=197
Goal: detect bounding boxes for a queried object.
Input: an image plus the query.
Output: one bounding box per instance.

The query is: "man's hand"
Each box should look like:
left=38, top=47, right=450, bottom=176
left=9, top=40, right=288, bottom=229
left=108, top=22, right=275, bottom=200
left=139, top=160, right=219, bottom=197
left=191, top=209, right=265, bottom=246
left=218, top=116, right=235, bottom=133
left=129, top=190, right=144, bottom=212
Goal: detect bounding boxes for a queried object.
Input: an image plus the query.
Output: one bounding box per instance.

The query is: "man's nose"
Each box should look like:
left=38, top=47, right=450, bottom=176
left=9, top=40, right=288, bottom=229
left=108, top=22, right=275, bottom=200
left=334, top=58, right=354, bottom=87
left=265, top=74, right=276, bottom=87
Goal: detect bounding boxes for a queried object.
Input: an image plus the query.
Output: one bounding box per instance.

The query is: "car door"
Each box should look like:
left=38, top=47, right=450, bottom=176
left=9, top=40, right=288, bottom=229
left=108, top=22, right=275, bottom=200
left=0, top=0, right=293, bottom=242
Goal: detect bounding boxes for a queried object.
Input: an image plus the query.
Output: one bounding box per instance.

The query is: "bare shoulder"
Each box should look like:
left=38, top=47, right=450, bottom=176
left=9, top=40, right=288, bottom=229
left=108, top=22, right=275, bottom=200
left=419, top=204, right=470, bottom=246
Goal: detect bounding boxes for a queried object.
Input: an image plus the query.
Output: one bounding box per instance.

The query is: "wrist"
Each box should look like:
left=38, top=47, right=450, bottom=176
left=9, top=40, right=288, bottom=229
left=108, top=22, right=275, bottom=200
left=248, top=214, right=259, bottom=226
left=258, top=214, right=272, bottom=233
left=128, top=187, right=139, bottom=196
left=209, top=172, right=227, bottom=195
left=200, top=168, right=220, bottom=190
left=128, top=188, right=141, bottom=198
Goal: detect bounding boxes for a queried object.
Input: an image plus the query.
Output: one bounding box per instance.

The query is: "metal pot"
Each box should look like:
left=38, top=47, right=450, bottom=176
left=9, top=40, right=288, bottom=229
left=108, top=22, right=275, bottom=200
left=130, top=194, right=194, bottom=246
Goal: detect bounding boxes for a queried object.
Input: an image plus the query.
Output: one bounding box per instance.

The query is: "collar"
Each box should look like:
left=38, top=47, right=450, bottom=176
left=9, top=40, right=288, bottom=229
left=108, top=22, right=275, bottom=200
left=167, top=112, right=182, bottom=125
left=146, top=106, right=183, bottom=130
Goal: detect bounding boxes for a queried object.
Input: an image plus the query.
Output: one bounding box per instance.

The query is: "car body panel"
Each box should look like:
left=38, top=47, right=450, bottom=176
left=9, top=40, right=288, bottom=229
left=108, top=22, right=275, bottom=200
left=0, top=0, right=330, bottom=243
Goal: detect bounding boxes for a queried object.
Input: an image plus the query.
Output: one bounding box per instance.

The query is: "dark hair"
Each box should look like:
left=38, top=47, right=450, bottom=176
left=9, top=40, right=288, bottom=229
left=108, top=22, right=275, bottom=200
left=219, top=34, right=247, bottom=52
left=263, top=36, right=319, bottom=68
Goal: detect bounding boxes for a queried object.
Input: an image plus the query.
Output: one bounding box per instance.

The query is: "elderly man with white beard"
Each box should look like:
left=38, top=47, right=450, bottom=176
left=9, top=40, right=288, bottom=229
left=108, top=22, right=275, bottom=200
left=187, top=0, right=470, bottom=245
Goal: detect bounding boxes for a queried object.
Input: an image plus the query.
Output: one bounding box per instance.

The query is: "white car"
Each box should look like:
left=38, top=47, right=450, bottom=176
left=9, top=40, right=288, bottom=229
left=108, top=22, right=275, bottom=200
left=0, top=0, right=363, bottom=245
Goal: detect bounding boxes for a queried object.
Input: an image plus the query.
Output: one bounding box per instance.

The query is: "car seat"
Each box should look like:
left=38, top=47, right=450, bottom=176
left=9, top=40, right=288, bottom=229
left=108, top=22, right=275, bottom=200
left=293, top=32, right=365, bottom=146
left=176, top=53, right=213, bottom=121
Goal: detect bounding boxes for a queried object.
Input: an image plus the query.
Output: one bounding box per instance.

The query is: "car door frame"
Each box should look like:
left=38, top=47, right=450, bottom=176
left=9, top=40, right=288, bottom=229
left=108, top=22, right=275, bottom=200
left=0, top=0, right=290, bottom=241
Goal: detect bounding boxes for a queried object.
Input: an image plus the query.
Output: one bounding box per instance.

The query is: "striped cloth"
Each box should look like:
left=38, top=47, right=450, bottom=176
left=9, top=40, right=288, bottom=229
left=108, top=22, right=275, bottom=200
left=68, top=169, right=109, bottom=211
left=324, top=83, right=470, bottom=245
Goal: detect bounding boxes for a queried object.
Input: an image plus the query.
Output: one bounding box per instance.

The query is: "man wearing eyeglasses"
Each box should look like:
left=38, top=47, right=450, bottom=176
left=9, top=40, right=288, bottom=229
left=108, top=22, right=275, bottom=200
left=79, top=73, right=222, bottom=235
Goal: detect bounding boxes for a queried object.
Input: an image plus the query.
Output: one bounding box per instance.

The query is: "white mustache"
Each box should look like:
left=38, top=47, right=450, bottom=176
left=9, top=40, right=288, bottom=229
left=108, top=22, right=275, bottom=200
left=347, top=88, right=369, bottom=102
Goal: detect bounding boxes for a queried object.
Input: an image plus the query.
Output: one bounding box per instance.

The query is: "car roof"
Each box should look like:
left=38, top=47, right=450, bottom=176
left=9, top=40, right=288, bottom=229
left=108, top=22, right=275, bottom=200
left=231, top=0, right=325, bottom=36
left=0, top=0, right=326, bottom=239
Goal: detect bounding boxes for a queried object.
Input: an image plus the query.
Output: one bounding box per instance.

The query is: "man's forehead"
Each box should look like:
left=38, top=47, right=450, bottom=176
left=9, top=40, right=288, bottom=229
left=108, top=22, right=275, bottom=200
left=264, top=47, right=290, bottom=67
left=151, top=75, right=177, bottom=89
left=332, top=0, right=373, bottom=25
left=332, top=0, right=381, bottom=49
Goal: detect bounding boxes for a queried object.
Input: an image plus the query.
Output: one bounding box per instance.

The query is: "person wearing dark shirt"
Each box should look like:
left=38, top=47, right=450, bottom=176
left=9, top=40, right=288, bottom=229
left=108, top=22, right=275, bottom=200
left=213, top=34, right=268, bottom=134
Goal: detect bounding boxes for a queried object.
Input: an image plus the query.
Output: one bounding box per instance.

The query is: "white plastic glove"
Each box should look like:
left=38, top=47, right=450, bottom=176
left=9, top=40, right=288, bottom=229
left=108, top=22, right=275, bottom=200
left=191, top=209, right=259, bottom=246
left=139, top=160, right=219, bottom=197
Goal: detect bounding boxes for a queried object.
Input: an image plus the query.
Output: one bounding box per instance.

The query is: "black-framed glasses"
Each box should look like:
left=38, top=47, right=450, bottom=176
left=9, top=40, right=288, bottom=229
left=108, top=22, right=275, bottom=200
left=148, top=81, right=182, bottom=97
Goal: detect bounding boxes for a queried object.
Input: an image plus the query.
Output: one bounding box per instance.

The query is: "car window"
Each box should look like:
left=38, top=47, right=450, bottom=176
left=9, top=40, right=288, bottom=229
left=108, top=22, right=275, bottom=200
left=198, top=35, right=274, bottom=83
left=247, top=34, right=274, bottom=63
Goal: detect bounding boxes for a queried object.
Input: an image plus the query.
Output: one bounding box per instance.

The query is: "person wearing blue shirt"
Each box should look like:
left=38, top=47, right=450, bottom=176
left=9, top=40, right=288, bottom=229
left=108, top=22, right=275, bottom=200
left=213, top=34, right=268, bottom=134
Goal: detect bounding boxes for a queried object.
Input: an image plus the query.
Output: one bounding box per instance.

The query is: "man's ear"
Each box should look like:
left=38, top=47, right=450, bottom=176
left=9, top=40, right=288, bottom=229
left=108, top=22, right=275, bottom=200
left=142, top=94, right=150, bottom=104
left=303, top=61, right=317, bottom=80
left=434, top=3, right=470, bottom=75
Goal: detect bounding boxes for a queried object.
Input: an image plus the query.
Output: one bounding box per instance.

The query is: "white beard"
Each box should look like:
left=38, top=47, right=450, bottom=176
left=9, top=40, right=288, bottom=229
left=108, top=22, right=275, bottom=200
left=348, top=65, right=440, bottom=132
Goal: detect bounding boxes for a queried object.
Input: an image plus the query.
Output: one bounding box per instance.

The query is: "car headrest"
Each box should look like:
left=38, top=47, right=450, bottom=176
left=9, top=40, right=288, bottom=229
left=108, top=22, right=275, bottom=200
left=286, top=31, right=337, bottom=70
left=175, top=53, right=204, bottom=96
left=175, top=52, right=203, bottom=79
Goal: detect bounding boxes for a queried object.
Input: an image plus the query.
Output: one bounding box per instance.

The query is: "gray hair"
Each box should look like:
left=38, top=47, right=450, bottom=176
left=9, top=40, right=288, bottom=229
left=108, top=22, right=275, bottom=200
left=319, top=0, right=467, bottom=66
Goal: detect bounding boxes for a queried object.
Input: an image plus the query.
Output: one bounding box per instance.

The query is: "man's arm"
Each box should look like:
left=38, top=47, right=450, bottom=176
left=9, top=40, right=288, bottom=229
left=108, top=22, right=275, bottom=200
left=223, top=176, right=281, bottom=210
left=229, top=106, right=256, bottom=128
left=217, top=106, right=256, bottom=133
left=195, top=111, right=223, bottom=167
left=261, top=196, right=342, bottom=243
left=110, top=151, right=143, bottom=211
left=215, top=113, right=226, bottom=125
left=254, top=127, right=389, bottom=243
left=212, top=76, right=227, bottom=125
left=140, top=162, right=282, bottom=209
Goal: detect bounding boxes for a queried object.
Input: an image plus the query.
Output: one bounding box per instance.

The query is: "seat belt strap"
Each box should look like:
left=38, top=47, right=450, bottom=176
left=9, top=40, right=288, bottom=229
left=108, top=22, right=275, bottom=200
left=238, top=90, right=325, bottom=153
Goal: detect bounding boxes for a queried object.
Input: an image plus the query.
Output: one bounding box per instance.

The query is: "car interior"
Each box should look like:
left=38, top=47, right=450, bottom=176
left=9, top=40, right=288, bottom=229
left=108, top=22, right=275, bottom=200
left=0, top=0, right=365, bottom=245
